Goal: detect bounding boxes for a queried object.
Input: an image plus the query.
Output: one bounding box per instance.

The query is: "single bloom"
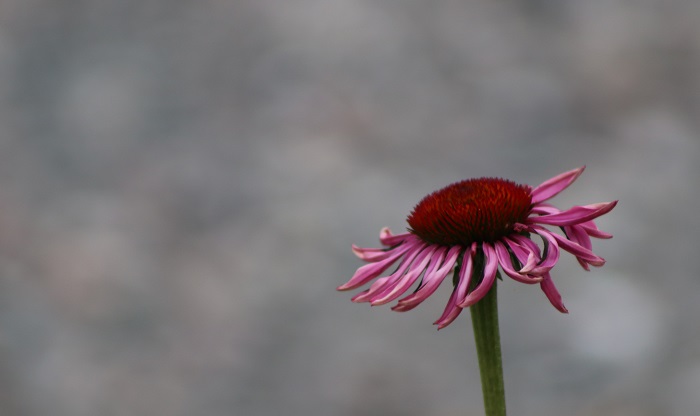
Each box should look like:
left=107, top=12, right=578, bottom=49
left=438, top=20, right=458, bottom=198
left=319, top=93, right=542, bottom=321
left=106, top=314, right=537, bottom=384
left=338, top=167, right=617, bottom=329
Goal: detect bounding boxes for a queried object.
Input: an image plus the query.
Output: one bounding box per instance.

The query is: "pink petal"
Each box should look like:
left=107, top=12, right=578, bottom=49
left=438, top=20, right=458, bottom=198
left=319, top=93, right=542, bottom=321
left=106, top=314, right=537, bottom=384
left=459, top=243, right=499, bottom=308
left=393, top=246, right=461, bottom=311
left=564, top=224, right=592, bottom=251
left=562, top=225, right=593, bottom=270
left=537, top=214, right=612, bottom=240
left=390, top=249, right=446, bottom=311
left=351, top=243, right=428, bottom=302
left=370, top=246, right=438, bottom=306
left=520, top=229, right=560, bottom=276
left=434, top=243, right=477, bottom=329
left=579, top=221, right=613, bottom=239
left=540, top=273, right=568, bottom=313
left=337, top=241, right=417, bottom=291
left=352, top=245, right=394, bottom=262
left=433, top=293, right=463, bottom=330
left=530, top=204, right=559, bottom=216
left=379, top=227, right=411, bottom=246
left=536, top=227, right=605, bottom=267
left=507, top=235, right=541, bottom=273
left=510, top=234, right=541, bottom=256
left=528, top=201, right=618, bottom=226
left=495, top=241, right=542, bottom=284
left=531, top=166, right=585, bottom=205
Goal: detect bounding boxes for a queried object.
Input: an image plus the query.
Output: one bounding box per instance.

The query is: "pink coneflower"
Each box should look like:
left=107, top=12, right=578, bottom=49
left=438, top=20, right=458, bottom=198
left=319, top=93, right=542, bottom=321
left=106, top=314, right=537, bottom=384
left=338, top=167, right=617, bottom=329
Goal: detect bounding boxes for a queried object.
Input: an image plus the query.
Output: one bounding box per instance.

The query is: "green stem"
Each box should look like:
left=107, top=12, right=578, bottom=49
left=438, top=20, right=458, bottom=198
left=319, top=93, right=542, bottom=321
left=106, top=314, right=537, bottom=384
left=470, top=277, right=506, bottom=416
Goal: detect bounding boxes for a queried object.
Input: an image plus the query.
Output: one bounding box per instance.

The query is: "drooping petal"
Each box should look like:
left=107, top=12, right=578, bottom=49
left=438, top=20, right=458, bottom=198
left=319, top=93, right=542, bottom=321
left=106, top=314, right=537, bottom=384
left=379, top=227, right=412, bottom=246
left=507, top=236, right=541, bottom=275
left=579, top=221, right=613, bottom=239
left=532, top=229, right=561, bottom=275
left=528, top=201, right=618, bottom=226
left=352, top=245, right=394, bottom=262
left=494, top=240, right=542, bottom=284
left=393, top=246, right=461, bottom=311
left=459, top=243, right=499, bottom=307
left=370, top=246, right=439, bottom=306
left=533, top=226, right=605, bottom=268
left=515, top=230, right=560, bottom=276
left=536, top=207, right=613, bottom=240
left=564, top=224, right=592, bottom=250
left=351, top=243, right=428, bottom=302
left=351, top=228, right=416, bottom=261
left=529, top=203, right=559, bottom=216
left=562, top=224, right=593, bottom=270
left=338, top=240, right=418, bottom=291
left=540, top=273, right=568, bottom=313
left=389, top=248, right=446, bottom=311
left=434, top=243, right=477, bottom=329
left=510, top=234, right=542, bottom=255
left=530, top=166, right=585, bottom=205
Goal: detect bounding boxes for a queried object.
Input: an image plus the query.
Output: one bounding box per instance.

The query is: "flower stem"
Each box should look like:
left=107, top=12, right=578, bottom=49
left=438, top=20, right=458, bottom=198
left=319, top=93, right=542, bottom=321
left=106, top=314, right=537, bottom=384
left=470, top=277, right=506, bottom=416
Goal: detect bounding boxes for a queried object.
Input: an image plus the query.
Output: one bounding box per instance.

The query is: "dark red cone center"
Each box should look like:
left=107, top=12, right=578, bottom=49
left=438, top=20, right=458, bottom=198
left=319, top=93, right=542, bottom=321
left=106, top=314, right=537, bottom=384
left=407, top=178, right=532, bottom=246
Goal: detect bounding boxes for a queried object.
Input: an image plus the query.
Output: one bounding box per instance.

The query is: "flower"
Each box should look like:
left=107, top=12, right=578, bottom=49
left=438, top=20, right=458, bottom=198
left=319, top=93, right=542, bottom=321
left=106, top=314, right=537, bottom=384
left=338, top=167, right=617, bottom=329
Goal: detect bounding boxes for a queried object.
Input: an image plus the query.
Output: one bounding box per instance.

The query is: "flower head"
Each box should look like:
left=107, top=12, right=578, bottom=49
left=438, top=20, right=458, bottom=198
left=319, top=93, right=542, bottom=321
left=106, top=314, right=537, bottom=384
left=338, top=167, right=617, bottom=329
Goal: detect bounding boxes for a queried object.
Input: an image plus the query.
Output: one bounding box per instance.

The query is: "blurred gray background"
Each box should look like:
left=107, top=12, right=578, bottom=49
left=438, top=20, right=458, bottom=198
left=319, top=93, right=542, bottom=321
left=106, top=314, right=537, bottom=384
left=0, top=0, right=698, bottom=415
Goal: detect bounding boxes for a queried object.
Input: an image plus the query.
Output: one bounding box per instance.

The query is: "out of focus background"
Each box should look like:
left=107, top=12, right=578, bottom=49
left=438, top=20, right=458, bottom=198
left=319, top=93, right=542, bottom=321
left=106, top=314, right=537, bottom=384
left=0, top=1, right=698, bottom=415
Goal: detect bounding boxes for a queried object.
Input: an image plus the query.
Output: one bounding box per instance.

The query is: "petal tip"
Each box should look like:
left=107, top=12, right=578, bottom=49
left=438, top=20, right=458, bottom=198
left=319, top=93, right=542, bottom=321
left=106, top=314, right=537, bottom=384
left=531, top=166, right=588, bottom=204
left=457, top=297, right=478, bottom=308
